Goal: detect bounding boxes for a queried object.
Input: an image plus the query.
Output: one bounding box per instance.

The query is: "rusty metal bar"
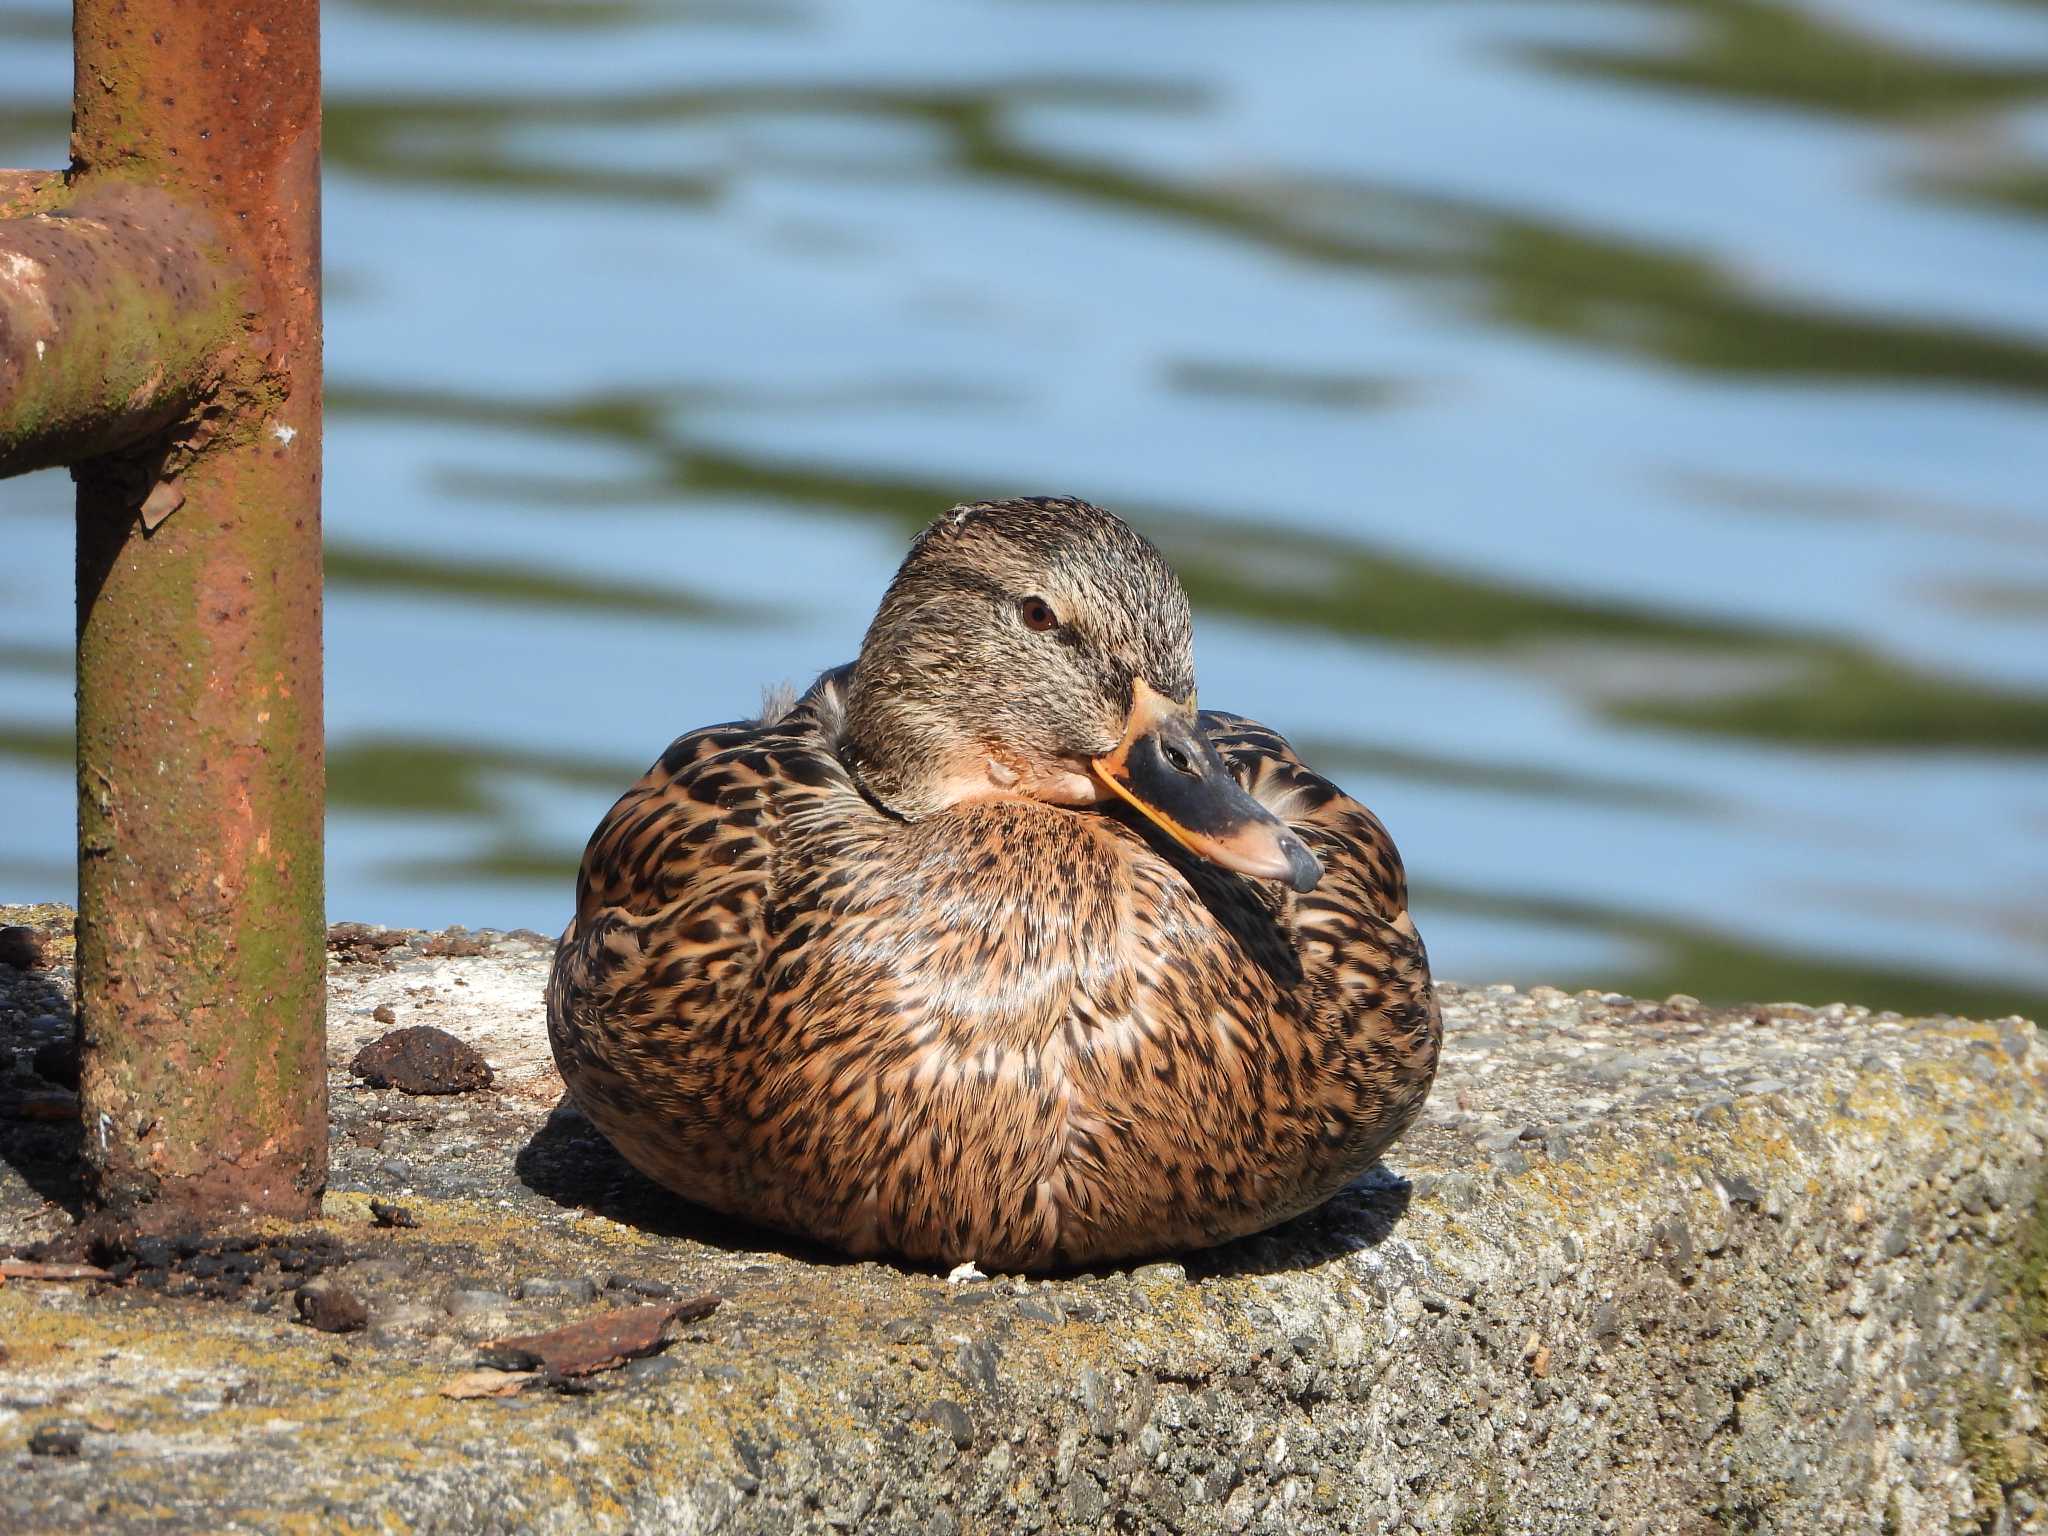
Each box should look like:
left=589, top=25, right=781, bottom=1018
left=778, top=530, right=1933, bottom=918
left=0, top=0, right=328, bottom=1225
left=0, top=186, right=242, bottom=477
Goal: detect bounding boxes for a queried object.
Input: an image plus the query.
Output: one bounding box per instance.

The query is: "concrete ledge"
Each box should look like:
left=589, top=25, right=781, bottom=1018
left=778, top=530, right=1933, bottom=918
left=2, top=905, right=2044, bottom=1534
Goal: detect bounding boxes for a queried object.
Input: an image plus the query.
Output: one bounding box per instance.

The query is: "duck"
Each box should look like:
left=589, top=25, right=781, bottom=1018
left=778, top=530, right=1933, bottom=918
left=546, top=497, right=1440, bottom=1272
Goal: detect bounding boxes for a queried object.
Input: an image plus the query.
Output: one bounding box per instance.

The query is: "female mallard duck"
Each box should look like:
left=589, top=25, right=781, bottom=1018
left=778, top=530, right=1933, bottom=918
left=547, top=497, right=1439, bottom=1271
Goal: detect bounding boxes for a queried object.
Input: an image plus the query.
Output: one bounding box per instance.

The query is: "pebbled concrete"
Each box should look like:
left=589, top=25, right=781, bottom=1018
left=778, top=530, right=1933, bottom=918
left=2, top=904, right=2045, bottom=1534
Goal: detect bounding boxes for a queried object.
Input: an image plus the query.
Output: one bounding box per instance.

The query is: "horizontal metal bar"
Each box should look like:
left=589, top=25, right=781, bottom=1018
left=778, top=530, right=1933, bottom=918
left=0, top=184, right=243, bottom=479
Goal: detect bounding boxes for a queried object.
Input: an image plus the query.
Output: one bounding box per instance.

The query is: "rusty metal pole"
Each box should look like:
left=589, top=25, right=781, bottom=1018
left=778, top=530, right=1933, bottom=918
left=52, top=0, right=325, bottom=1224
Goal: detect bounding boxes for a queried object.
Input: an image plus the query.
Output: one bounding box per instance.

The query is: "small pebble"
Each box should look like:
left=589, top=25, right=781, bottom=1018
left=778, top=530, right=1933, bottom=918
left=30, top=1039, right=78, bottom=1089
left=378, top=1158, right=414, bottom=1183
left=351, top=1026, right=492, bottom=1096
left=0, top=925, right=49, bottom=971
left=28, top=1424, right=82, bottom=1457
left=369, top=1199, right=419, bottom=1229
left=1716, top=1172, right=1764, bottom=1208
left=622, top=1353, right=687, bottom=1384
left=371, top=1004, right=397, bottom=1025
left=928, top=1398, right=974, bottom=1450
left=605, top=1273, right=675, bottom=1299
left=295, top=1283, right=369, bottom=1334
left=953, top=1340, right=999, bottom=1397
left=516, top=1275, right=599, bottom=1303
left=442, top=1288, right=510, bottom=1320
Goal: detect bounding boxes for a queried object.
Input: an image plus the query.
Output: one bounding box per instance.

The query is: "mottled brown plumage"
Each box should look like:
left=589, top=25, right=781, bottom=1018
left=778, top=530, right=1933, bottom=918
left=547, top=497, right=1439, bottom=1271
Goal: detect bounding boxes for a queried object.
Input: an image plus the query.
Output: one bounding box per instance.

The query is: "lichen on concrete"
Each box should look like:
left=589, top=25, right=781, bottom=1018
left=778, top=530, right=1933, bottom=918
left=2, top=903, right=2044, bottom=1533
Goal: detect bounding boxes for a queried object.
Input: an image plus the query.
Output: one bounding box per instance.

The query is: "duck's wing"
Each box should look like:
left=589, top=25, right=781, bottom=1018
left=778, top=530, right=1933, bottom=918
left=1199, top=708, right=1441, bottom=1134
left=1200, top=711, right=1411, bottom=927
left=547, top=670, right=859, bottom=1106
left=547, top=720, right=783, bottom=1108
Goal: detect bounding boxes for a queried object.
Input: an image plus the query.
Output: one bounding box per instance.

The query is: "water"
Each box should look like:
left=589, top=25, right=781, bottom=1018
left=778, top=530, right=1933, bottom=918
left=2, top=0, right=2045, bottom=1017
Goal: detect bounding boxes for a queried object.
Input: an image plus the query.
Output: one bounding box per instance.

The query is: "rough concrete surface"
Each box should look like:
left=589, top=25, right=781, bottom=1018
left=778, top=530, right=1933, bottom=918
left=2, top=902, right=2045, bottom=1535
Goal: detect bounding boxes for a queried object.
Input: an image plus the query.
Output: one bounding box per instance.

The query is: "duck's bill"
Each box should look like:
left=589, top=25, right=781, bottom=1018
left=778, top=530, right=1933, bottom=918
left=1092, top=679, right=1323, bottom=894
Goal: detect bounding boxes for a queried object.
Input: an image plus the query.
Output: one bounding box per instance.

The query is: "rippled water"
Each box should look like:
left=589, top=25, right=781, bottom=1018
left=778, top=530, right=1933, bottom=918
left=2, top=0, right=2046, bottom=1015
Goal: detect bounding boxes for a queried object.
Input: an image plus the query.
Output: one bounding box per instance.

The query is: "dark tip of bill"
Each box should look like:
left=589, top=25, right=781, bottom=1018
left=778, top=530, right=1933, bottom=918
left=1282, top=834, right=1322, bottom=894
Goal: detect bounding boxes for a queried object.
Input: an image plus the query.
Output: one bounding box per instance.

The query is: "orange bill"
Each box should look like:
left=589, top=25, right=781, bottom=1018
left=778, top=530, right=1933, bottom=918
left=1092, top=679, right=1322, bottom=893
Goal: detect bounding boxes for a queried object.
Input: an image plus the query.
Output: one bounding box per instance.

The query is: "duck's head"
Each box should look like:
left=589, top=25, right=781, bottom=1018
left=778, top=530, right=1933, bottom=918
left=843, top=497, right=1322, bottom=893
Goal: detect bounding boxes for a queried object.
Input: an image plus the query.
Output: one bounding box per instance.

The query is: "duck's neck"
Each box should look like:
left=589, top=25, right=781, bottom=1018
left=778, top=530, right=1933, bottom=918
left=840, top=669, right=973, bottom=819
left=841, top=672, right=1100, bottom=819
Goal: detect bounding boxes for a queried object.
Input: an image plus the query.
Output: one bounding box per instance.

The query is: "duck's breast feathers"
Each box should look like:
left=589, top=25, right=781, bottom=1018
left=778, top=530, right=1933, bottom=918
left=1198, top=710, right=1412, bottom=926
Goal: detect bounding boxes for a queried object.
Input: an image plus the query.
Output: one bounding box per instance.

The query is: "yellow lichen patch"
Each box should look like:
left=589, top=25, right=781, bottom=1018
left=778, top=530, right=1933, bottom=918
left=1, top=1282, right=487, bottom=1463
left=0, top=901, right=75, bottom=963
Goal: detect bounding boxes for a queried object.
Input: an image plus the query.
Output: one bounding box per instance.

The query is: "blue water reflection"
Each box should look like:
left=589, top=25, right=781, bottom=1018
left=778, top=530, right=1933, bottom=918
left=1, top=0, right=2044, bottom=1016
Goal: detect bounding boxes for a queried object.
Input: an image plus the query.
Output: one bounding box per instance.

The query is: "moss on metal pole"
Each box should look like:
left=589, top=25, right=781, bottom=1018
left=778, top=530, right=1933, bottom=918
left=0, top=187, right=243, bottom=477
left=0, top=0, right=328, bottom=1224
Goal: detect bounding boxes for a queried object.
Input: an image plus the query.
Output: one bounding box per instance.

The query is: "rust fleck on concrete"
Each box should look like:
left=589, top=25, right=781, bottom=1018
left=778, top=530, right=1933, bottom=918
left=478, top=1297, right=723, bottom=1378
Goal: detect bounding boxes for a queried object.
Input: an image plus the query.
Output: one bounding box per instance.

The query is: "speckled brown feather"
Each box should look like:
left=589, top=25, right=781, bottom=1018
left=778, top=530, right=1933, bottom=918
left=547, top=670, right=1440, bottom=1272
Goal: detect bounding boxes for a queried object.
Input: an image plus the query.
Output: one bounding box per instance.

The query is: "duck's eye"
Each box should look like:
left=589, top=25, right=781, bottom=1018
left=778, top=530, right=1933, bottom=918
left=1162, top=743, right=1195, bottom=776
left=1018, top=597, right=1060, bottom=632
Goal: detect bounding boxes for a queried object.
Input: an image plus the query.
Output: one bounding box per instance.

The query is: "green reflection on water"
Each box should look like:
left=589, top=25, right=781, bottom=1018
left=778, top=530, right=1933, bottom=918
left=320, top=75, right=2048, bottom=396
left=328, top=736, right=635, bottom=816
left=0, top=643, right=68, bottom=679
left=0, top=725, right=66, bottom=767
left=1528, top=0, right=2048, bottom=227
left=326, top=543, right=770, bottom=623
left=1934, top=165, right=2048, bottom=222
left=1532, top=0, right=2048, bottom=123
left=1300, top=738, right=1721, bottom=816
left=339, top=0, right=802, bottom=27
left=1669, top=470, right=2048, bottom=553
left=1162, top=361, right=1414, bottom=410
left=0, top=7, right=62, bottom=43
left=3, top=1, right=2044, bottom=1012
left=10, top=62, right=2048, bottom=386
left=1432, top=882, right=2048, bottom=1023
left=333, top=380, right=2048, bottom=754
